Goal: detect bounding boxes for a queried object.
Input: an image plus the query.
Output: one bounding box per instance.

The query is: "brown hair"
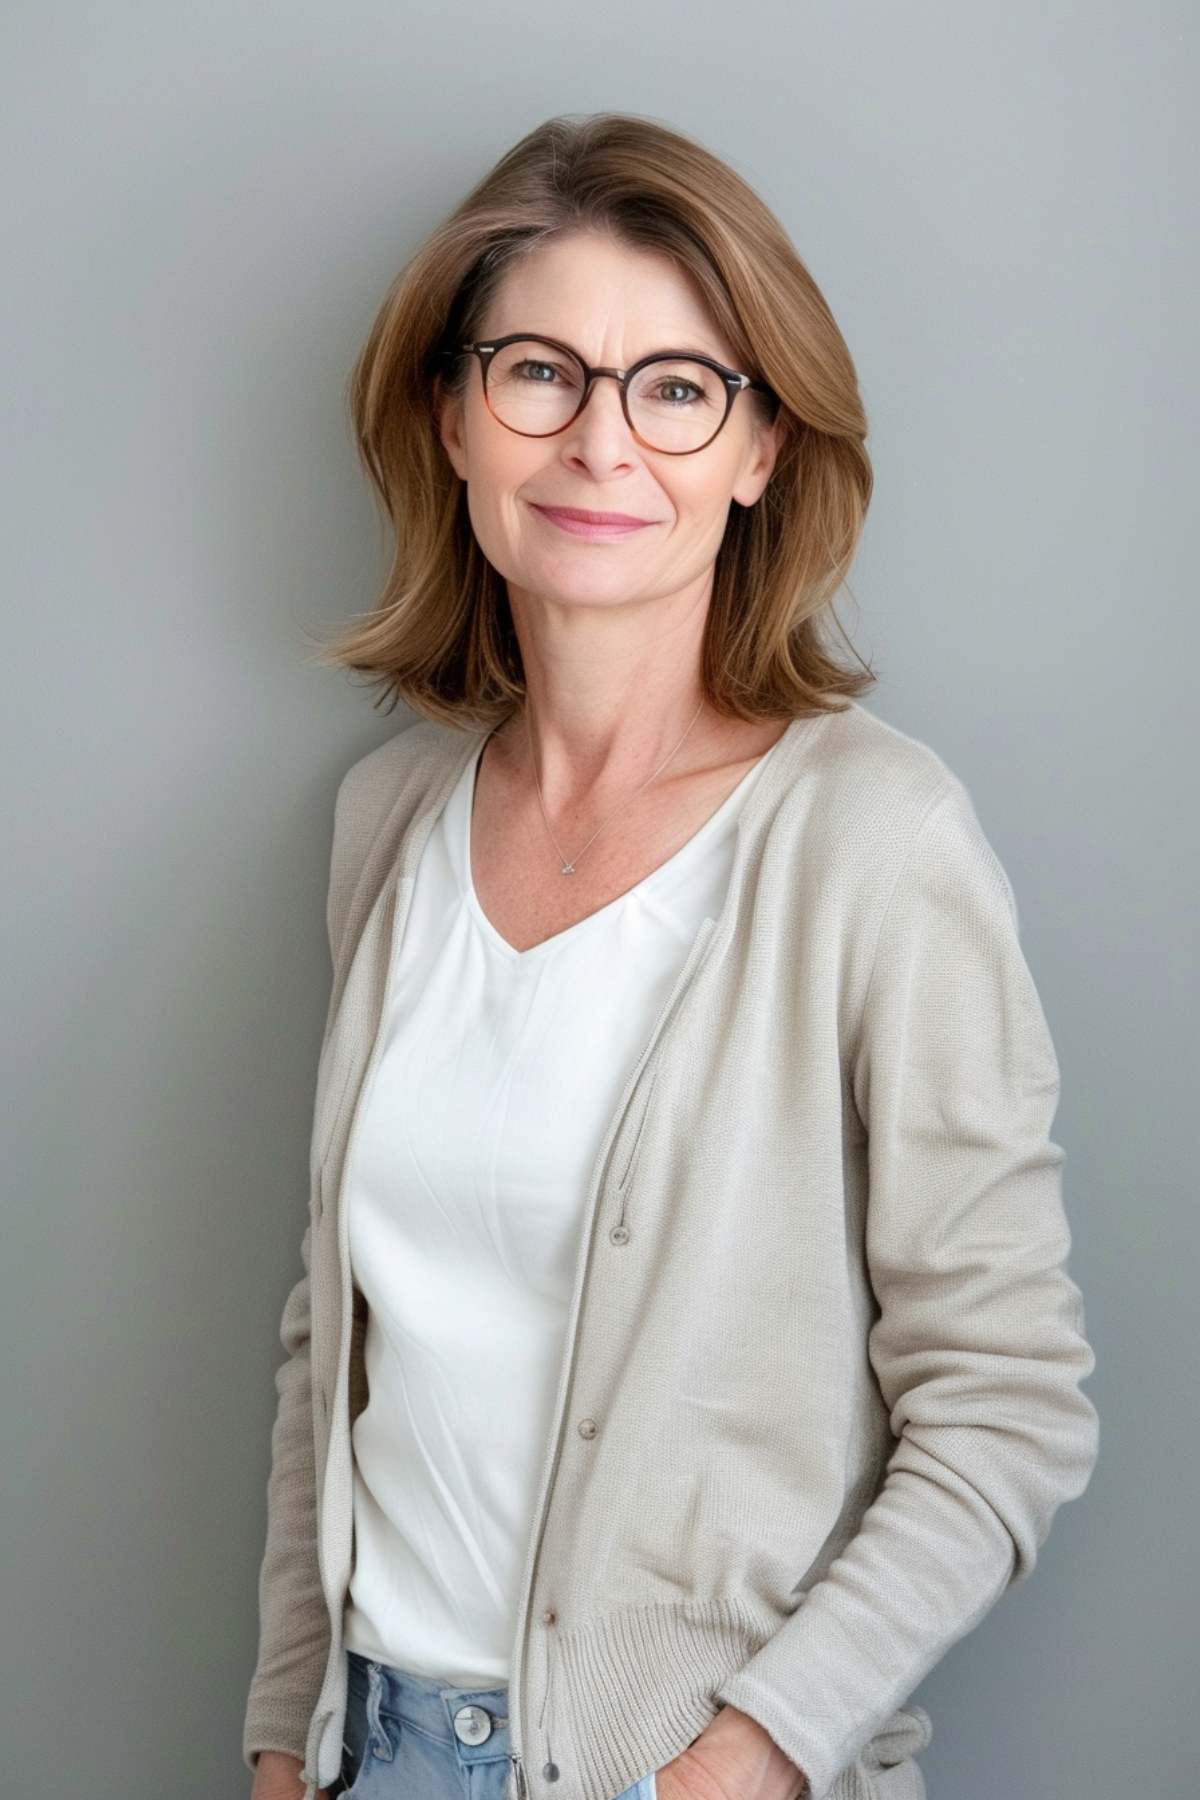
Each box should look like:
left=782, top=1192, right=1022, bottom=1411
left=303, top=111, right=877, bottom=728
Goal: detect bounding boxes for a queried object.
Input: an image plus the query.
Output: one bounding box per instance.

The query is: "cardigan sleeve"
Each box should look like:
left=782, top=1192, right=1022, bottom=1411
left=713, top=778, right=1100, bottom=1800
left=240, top=769, right=363, bottom=1774
left=241, top=1217, right=329, bottom=1774
left=240, top=740, right=414, bottom=1774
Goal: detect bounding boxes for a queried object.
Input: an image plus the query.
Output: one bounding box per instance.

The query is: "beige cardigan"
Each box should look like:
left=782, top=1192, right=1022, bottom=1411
left=242, top=699, right=1099, bottom=1800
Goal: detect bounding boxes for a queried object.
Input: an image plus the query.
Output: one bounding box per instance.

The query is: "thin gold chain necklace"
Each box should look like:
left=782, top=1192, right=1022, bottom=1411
left=522, top=696, right=708, bottom=875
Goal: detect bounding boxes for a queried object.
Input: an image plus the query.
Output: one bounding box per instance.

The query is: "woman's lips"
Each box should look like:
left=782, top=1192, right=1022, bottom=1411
left=530, top=503, right=655, bottom=539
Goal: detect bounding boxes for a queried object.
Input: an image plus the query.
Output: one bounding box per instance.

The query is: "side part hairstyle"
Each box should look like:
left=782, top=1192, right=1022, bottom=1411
left=305, top=111, right=877, bottom=728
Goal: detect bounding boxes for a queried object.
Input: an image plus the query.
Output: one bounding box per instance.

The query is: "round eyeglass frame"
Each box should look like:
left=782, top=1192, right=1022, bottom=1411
left=436, top=333, right=778, bottom=456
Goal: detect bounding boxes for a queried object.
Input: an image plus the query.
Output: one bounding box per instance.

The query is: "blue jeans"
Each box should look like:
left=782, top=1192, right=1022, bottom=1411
left=329, top=1648, right=657, bottom=1799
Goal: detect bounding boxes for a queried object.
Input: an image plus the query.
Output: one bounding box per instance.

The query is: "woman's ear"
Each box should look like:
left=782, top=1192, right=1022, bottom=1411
left=733, top=413, right=785, bottom=509
left=433, top=371, right=468, bottom=480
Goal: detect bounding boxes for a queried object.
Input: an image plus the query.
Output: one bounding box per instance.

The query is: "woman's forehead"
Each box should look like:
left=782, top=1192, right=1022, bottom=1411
left=484, top=236, right=732, bottom=362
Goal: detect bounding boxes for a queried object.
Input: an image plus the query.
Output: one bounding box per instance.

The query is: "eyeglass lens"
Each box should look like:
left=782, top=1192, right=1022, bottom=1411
left=484, top=339, right=729, bottom=452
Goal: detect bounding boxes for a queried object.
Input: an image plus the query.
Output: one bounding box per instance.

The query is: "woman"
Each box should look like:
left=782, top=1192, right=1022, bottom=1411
left=243, top=113, right=1099, bottom=1800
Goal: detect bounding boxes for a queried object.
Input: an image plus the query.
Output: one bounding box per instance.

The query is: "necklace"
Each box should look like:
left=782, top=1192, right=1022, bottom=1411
left=522, top=696, right=708, bottom=875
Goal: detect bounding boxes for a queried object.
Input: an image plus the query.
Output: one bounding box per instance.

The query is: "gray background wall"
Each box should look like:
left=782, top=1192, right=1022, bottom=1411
left=2, top=5, right=1192, bottom=1795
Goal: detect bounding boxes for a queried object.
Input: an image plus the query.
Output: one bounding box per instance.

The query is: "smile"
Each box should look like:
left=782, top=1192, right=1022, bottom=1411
left=530, top=503, right=656, bottom=539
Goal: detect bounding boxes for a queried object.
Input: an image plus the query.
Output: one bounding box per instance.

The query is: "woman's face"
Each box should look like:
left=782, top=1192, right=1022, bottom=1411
left=435, top=230, right=781, bottom=616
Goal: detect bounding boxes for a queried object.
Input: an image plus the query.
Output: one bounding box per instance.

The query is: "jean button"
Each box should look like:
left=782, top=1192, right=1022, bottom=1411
left=453, top=1702, right=495, bottom=1745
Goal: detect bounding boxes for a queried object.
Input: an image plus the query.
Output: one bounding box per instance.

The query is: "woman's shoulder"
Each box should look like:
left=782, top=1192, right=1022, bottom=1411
left=322, top=718, right=477, bottom=960
left=332, top=716, right=476, bottom=828
left=794, top=699, right=1029, bottom=943
left=795, top=696, right=968, bottom=832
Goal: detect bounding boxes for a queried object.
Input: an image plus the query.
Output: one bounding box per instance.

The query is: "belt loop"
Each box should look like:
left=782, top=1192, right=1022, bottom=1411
left=365, top=1661, right=394, bottom=1763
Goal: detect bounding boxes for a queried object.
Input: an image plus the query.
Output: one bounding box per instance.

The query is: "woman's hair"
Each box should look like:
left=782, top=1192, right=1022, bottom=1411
left=305, top=111, right=877, bottom=728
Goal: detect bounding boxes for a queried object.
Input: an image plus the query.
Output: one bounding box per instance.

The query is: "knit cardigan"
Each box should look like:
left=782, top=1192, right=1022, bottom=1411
left=242, top=698, right=1100, bottom=1800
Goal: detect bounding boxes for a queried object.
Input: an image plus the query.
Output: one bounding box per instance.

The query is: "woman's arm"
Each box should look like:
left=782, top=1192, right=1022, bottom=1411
left=242, top=1217, right=331, bottom=1776
left=714, top=777, right=1100, bottom=1798
left=243, top=756, right=371, bottom=1780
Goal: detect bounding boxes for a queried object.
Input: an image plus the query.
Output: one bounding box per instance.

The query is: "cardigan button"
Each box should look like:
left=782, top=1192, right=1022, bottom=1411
left=576, top=1417, right=597, bottom=1439
left=541, top=1607, right=557, bottom=1624
left=609, top=1223, right=629, bottom=1245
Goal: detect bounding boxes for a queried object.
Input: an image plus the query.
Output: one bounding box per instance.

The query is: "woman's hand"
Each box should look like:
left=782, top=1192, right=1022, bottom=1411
left=654, top=1704, right=810, bottom=1800
left=250, top=1748, right=332, bottom=1799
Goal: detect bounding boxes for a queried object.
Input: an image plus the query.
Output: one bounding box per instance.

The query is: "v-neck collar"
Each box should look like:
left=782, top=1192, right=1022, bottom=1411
left=455, top=724, right=789, bottom=967
left=381, top=708, right=841, bottom=971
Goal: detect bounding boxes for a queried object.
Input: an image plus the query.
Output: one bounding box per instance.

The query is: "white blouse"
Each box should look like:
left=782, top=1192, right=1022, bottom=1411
left=341, top=730, right=783, bottom=1684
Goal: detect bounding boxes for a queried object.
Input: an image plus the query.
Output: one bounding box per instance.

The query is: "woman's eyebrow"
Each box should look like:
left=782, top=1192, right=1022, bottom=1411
left=521, top=332, right=728, bottom=365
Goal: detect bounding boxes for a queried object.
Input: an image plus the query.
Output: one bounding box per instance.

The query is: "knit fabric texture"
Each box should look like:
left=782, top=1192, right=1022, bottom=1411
left=242, top=700, right=1099, bottom=1800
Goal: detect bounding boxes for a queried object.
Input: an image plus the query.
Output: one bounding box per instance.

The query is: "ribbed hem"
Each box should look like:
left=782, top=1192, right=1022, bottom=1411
left=551, top=1597, right=930, bottom=1800
left=554, top=1597, right=778, bottom=1800
left=248, top=1597, right=932, bottom=1800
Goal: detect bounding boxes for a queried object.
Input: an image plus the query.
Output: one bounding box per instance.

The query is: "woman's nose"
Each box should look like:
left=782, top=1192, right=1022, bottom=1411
left=564, top=375, right=636, bottom=451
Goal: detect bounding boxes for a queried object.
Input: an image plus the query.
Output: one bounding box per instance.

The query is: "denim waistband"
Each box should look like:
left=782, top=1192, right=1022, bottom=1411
left=346, top=1647, right=512, bottom=1764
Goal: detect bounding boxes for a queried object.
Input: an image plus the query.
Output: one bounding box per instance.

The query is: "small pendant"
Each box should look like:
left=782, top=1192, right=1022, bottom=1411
left=561, top=862, right=576, bottom=875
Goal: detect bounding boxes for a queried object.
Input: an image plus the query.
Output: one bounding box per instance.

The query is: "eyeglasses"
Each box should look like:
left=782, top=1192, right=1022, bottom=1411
left=438, top=332, right=777, bottom=455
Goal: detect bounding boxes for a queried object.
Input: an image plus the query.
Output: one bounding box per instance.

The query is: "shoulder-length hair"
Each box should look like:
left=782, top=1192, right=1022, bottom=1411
left=304, top=111, right=877, bottom=728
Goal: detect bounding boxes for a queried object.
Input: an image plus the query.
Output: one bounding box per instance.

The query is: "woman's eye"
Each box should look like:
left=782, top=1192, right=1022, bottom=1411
left=656, top=381, right=701, bottom=404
